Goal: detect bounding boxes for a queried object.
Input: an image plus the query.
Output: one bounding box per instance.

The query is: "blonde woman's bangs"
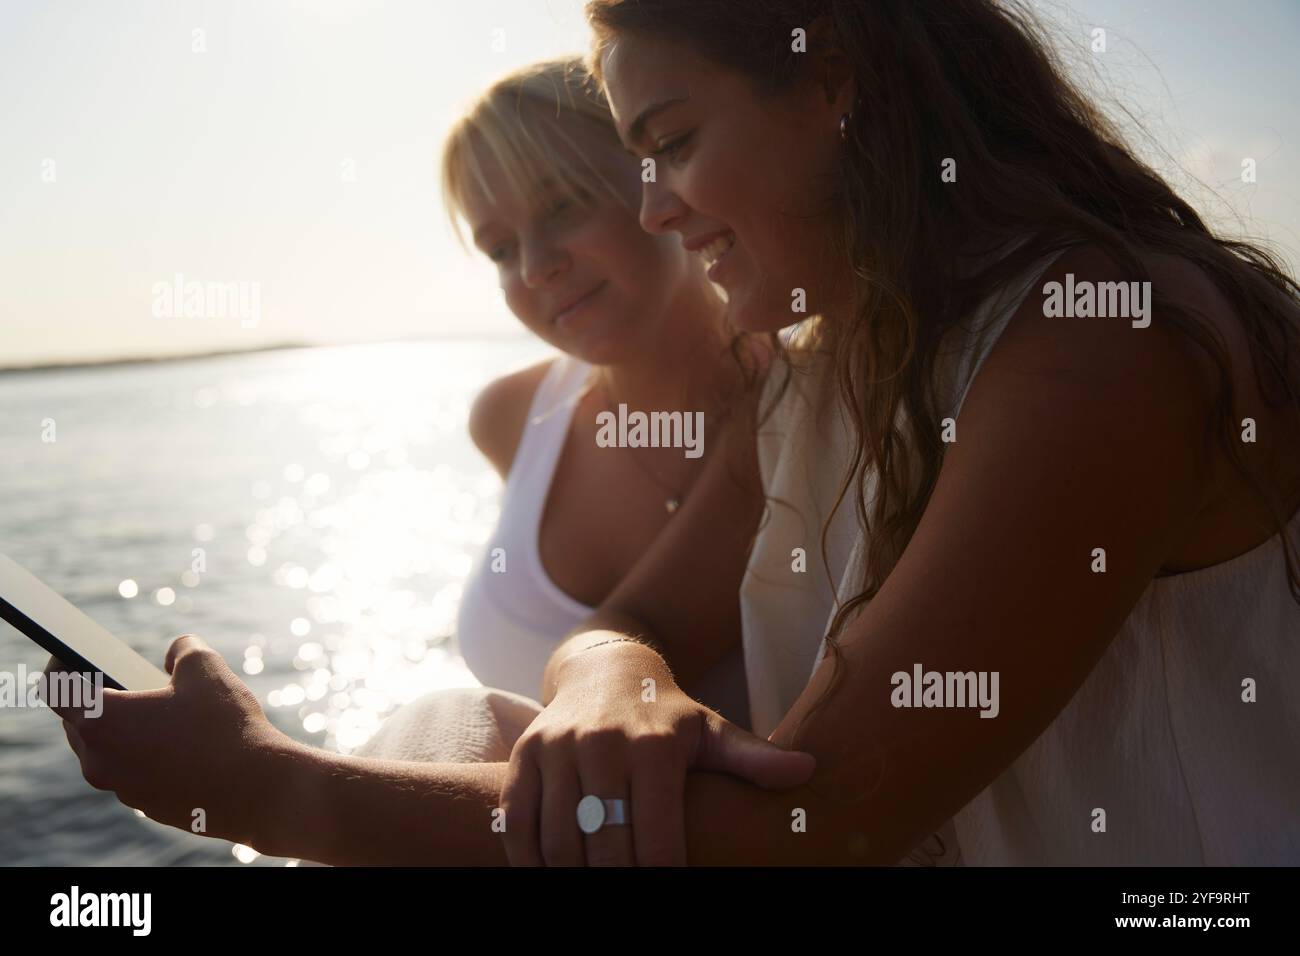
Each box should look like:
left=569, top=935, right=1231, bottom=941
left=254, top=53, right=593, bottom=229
left=441, top=59, right=629, bottom=248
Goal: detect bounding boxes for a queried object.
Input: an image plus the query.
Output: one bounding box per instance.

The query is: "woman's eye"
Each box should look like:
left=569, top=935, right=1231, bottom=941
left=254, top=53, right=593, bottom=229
left=487, top=243, right=513, bottom=263
left=651, top=132, right=693, bottom=162
left=544, top=197, right=579, bottom=224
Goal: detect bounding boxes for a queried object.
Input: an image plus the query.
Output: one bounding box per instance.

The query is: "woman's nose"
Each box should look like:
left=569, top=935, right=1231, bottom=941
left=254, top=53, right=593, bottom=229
left=639, top=177, right=688, bottom=235
left=519, top=236, right=567, bottom=288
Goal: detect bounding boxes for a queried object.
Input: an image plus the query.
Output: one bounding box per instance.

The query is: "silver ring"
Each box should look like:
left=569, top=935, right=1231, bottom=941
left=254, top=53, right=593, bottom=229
left=576, top=794, right=628, bottom=835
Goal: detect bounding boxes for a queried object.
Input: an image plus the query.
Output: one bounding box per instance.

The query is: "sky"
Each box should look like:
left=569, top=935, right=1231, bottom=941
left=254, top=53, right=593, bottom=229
left=2, top=0, right=1298, bottom=368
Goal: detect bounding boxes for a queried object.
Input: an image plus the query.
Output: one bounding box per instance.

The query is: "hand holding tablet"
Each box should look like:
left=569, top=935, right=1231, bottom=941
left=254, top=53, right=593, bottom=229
left=0, top=552, right=170, bottom=691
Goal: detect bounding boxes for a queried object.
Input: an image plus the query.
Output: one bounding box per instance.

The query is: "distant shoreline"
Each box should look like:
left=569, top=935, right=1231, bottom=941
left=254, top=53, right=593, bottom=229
left=0, top=333, right=532, bottom=376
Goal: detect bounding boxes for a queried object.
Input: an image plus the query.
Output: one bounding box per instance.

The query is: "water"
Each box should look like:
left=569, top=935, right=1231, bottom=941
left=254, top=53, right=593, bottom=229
left=0, top=338, right=549, bottom=865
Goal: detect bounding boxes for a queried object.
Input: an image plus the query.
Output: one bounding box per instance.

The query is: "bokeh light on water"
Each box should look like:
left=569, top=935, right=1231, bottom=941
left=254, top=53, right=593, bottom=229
left=0, top=338, right=548, bottom=864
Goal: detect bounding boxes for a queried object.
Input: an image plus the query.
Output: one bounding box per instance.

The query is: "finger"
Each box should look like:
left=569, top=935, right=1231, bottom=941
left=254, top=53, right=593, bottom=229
left=165, top=636, right=252, bottom=705
left=39, top=659, right=92, bottom=724
left=500, top=752, right=544, bottom=867
left=37, top=662, right=70, bottom=720
left=43, top=657, right=155, bottom=715
left=575, top=739, right=634, bottom=867
left=62, top=718, right=86, bottom=759
left=696, top=713, right=817, bottom=789
left=537, top=759, right=586, bottom=867
left=630, top=745, right=688, bottom=866
left=164, top=634, right=208, bottom=676
left=62, top=720, right=112, bottom=793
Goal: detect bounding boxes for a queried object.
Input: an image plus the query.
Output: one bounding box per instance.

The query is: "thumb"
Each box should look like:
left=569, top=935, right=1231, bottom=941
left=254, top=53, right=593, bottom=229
left=164, top=633, right=211, bottom=676
left=694, top=714, right=817, bottom=789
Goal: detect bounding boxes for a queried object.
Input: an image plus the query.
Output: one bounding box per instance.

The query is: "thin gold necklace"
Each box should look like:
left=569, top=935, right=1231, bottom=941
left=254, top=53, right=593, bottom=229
left=590, top=374, right=690, bottom=515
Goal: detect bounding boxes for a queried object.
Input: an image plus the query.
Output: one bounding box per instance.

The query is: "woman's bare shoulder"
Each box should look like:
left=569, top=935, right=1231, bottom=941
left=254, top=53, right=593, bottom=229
left=1042, top=240, right=1299, bottom=458
left=468, top=357, right=560, bottom=477
left=1021, top=240, right=1241, bottom=396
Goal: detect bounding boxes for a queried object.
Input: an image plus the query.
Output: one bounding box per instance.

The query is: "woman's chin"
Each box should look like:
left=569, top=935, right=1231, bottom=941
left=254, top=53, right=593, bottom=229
left=552, top=326, right=638, bottom=367
left=727, top=295, right=803, bottom=335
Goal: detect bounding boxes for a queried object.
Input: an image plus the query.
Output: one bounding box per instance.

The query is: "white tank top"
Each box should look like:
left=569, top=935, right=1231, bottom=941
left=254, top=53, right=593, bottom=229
left=456, top=355, right=597, bottom=700
left=741, top=245, right=1300, bottom=864
left=456, top=353, right=751, bottom=726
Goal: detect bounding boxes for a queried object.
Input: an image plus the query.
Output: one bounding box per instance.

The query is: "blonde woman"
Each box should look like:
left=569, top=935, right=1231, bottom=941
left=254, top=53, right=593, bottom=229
left=349, top=58, right=757, bottom=763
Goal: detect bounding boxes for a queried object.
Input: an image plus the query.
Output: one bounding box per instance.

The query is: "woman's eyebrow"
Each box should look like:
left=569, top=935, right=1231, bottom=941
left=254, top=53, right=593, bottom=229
left=625, top=96, right=690, bottom=148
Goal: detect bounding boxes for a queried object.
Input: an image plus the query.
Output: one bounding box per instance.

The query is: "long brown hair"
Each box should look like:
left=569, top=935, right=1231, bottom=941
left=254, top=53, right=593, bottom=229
left=586, top=0, right=1300, bottom=736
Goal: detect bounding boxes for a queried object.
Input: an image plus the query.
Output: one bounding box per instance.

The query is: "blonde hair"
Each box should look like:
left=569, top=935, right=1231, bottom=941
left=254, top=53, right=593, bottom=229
left=441, top=58, right=631, bottom=248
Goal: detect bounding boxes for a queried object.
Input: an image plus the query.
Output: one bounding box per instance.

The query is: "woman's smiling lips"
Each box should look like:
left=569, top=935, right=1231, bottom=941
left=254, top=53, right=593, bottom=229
left=552, top=281, right=608, bottom=329
left=683, top=229, right=737, bottom=283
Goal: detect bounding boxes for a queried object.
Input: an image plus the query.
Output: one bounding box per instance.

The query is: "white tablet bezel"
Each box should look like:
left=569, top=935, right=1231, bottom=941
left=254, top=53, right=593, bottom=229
left=0, top=552, right=170, bottom=691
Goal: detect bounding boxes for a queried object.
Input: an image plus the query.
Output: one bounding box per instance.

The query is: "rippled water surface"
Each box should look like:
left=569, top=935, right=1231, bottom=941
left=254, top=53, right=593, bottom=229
left=0, top=339, right=547, bottom=865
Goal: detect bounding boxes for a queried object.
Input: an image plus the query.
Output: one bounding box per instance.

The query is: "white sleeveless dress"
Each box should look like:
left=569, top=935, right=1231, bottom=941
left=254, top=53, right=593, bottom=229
left=455, top=354, right=602, bottom=700
left=740, top=245, right=1300, bottom=865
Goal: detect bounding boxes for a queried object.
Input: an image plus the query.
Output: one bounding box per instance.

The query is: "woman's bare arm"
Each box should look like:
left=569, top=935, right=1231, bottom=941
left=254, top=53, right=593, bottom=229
left=249, top=734, right=809, bottom=865
left=250, top=739, right=512, bottom=865
left=722, top=245, right=1220, bottom=862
